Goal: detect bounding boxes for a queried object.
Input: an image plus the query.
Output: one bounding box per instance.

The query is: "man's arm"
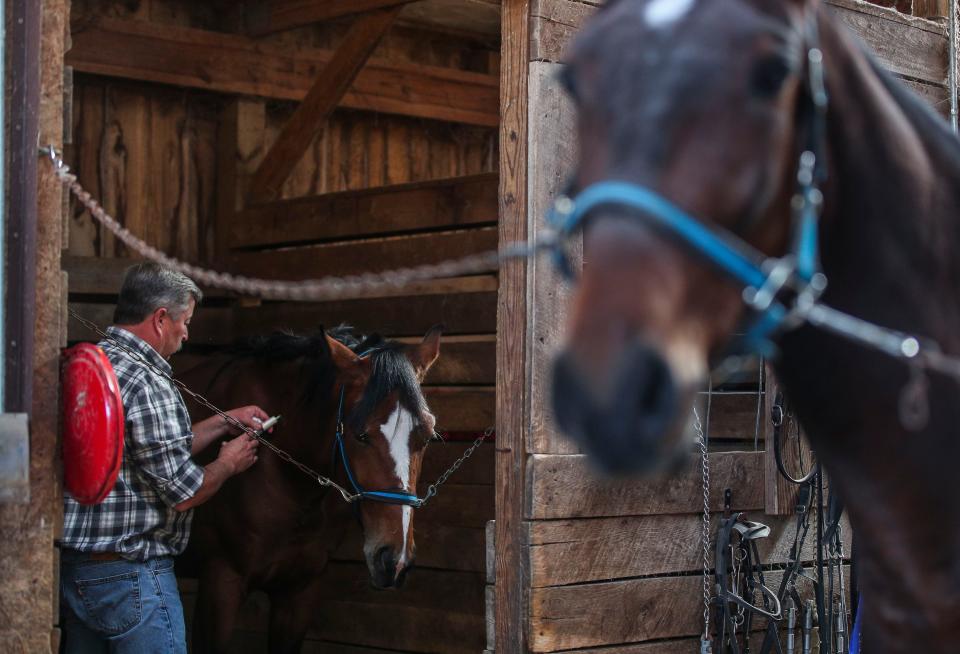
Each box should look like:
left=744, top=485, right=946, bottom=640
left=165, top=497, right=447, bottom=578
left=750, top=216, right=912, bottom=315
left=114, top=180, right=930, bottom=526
left=191, top=405, right=271, bottom=455
left=175, top=434, right=258, bottom=512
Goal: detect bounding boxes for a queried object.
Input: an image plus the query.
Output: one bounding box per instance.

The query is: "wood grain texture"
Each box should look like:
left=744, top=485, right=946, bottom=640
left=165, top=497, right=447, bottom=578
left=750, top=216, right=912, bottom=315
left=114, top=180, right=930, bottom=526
left=232, top=172, right=498, bottom=248
left=495, top=1, right=532, bottom=652
left=248, top=6, right=403, bottom=201
left=526, top=451, right=765, bottom=520
left=227, top=227, right=498, bottom=280
left=527, top=61, right=582, bottom=455
left=67, top=78, right=219, bottom=262
left=528, top=0, right=949, bottom=95
left=527, top=513, right=852, bottom=587
left=69, top=283, right=497, bottom=344
left=529, top=567, right=846, bottom=651
left=247, top=0, right=415, bottom=36
left=67, top=17, right=500, bottom=126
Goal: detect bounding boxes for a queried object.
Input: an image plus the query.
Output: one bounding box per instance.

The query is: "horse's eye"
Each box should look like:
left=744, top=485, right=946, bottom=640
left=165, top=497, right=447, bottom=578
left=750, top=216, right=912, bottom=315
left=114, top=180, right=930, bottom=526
left=355, top=431, right=370, bottom=444
left=750, top=56, right=792, bottom=98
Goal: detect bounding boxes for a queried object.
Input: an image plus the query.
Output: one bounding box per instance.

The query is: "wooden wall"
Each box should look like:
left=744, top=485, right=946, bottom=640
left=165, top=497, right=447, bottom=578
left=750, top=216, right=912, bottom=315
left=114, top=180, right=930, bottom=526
left=489, top=0, right=953, bottom=651
left=63, top=1, right=500, bottom=652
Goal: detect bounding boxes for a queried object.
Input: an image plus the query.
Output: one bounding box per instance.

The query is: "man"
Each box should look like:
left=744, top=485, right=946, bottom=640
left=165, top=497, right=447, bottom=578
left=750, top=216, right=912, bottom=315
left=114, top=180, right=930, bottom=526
left=60, top=263, right=268, bottom=653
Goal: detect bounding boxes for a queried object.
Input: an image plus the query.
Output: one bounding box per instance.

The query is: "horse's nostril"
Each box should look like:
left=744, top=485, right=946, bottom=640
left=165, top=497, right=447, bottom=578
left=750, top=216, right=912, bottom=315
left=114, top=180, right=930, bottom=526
left=551, top=342, right=679, bottom=475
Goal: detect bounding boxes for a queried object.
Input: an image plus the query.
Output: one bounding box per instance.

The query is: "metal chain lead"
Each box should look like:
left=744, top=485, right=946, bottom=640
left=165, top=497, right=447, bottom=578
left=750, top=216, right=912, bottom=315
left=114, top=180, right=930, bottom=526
left=42, top=145, right=551, bottom=302
left=69, top=310, right=486, bottom=505
left=420, top=427, right=493, bottom=506
left=694, top=405, right=713, bottom=652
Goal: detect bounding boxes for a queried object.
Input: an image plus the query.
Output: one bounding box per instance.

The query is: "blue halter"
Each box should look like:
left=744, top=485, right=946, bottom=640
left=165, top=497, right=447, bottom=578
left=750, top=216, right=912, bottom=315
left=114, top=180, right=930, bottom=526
left=331, top=362, right=425, bottom=507
left=548, top=45, right=829, bottom=358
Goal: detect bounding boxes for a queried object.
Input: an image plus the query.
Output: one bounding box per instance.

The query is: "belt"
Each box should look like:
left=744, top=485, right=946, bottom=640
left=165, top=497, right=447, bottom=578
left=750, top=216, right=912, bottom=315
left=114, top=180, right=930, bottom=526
left=62, top=548, right=124, bottom=562
left=87, top=551, right=123, bottom=561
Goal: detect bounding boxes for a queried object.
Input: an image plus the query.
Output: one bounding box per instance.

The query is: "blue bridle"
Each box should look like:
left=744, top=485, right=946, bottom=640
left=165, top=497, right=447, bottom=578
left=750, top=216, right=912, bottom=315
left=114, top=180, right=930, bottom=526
left=331, top=358, right=425, bottom=507
left=548, top=45, right=829, bottom=358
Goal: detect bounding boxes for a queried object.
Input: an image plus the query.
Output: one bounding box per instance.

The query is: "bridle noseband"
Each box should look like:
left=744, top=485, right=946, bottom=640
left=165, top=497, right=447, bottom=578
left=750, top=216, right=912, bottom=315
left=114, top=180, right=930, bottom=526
left=549, top=30, right=830, bottom=359
left=331, top=351, right=425, bottom=508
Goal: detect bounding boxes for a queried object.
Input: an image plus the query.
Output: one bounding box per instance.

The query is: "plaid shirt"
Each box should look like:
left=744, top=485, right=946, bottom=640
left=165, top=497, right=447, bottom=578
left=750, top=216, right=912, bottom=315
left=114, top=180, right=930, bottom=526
left=62, top=327, right=205, bottom=560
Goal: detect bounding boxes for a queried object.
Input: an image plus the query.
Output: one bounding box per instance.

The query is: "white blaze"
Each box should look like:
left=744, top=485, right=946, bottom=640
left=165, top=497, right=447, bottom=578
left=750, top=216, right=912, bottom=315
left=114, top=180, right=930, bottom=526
left=381, top=403, right=415, bottom=564
left=644, top=0, right=695, bottom=29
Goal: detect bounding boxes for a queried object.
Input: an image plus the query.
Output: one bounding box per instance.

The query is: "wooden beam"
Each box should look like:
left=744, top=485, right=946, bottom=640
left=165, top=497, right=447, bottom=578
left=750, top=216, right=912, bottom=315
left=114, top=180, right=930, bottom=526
left=231, top=172, right=498, bottom=249
left=526, top=451, right=765, bottom=520
left=66, top=18, right=499, bottom=127
left=228, top=227, right=498, bottom=280
left=247, top=0, right=416, bottom=37
left=496, top=0, right=531, bottom=652
left=248, top=7, right=403, bottom=201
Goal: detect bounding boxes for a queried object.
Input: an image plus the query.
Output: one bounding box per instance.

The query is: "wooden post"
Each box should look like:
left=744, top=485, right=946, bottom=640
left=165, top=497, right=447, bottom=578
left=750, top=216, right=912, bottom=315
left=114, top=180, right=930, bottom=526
left=913, top=0, right=949, bottom=18
left=495, top=0, right=530, bottom=652
left=246, top=6, right=403, bottom=202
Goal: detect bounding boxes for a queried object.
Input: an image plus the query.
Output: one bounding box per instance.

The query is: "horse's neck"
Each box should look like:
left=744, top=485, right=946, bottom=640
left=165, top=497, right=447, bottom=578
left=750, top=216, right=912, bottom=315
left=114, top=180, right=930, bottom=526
left=819, top=20, right=960, bottom=345
left=771, top=18, right=960, bottom=650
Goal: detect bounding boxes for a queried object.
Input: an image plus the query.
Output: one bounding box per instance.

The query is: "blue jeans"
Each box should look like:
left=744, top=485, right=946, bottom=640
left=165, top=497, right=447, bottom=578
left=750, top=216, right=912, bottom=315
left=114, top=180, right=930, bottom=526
left=60, top=550, right=187, bottom=654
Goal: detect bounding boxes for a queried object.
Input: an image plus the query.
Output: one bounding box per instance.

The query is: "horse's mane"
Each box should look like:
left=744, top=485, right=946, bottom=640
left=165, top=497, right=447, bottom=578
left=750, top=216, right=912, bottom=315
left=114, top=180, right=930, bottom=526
left=234, top=325, right=428, bottom=431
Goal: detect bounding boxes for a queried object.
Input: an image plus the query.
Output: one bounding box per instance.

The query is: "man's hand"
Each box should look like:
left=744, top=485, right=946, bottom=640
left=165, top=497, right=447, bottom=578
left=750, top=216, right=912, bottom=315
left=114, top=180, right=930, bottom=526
left=217, top=434, right=259, bottom=475
left=224, top=405, right=271, bottom=436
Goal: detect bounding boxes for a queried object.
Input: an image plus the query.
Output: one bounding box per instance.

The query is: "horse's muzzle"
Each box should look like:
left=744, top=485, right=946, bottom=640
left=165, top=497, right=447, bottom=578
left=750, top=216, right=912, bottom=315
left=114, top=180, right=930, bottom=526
left=370, top=546, right=410, bottom=589
left=552, top=339, right=678, bottom=475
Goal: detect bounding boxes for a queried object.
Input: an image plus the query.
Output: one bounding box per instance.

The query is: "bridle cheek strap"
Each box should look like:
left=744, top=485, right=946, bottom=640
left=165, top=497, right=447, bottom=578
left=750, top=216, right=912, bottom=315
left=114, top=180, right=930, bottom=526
left=332, top=386, right=424, bottom=508
left=547, top=181, right=826, bottom=357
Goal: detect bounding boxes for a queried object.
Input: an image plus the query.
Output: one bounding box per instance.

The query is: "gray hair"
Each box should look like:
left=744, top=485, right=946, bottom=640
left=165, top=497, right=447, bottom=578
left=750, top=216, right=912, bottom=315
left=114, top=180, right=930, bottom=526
left=113, top=262, right=203, bottom=325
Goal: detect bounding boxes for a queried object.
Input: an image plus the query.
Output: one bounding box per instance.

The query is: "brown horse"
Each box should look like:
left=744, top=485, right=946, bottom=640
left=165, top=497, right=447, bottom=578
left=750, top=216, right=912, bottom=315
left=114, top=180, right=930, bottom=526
left=177, top=326, right=441, bottom=653
left=550, top=0, right=960, bottom=652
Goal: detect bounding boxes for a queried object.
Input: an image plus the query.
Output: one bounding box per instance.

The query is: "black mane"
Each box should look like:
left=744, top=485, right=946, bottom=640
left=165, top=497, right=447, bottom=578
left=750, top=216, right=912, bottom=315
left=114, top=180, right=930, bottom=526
left=235, top=325, right=427, bottom=430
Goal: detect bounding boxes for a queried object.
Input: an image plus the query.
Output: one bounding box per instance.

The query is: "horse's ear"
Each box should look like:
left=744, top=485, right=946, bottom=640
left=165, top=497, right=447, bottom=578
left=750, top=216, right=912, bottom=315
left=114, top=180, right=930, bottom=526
left=409, top=325, right=443, bottom=380
left=324, top=333, right=362, bottom=375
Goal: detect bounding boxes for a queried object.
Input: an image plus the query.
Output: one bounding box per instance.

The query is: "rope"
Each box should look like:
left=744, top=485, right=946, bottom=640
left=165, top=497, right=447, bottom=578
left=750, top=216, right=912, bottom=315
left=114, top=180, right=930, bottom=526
left=41, top=145, right=553, bottom=301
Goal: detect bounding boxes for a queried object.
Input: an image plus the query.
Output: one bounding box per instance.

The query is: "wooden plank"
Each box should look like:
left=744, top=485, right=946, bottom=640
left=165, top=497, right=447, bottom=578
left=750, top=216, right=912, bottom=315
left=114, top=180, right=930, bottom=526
left=528, top=513, right=852, bottom=587
left=68, top=301, right=236, bottom=346
left=334, top=523, right=488, bottom=572
left=67, top=18, right=500, bottom=127
left=527, top=60, right=582, bottom=455
left=694, top=391, right=766, bottom=442
left=421, top=440, right=495, bottom=484
left=417, top=483, right=495, bottom=529
left=248, top=7, right=403, bottom=201
left=62, top=255, right=235, bottom=298
left=545, top=634, right=769, bottom=654
left=528, top=0, right=948, bottom=89
left=64, top=253, right=497, bottom=303
left=529, top=567, right=845, bottom=651
left=425, top=386, right=495, bottom=432
left=829, top=0, right=948, bottom=86
left=496, top=0, right=532, bottom=652
left=70, top=285, right=497, bottom=345
left=247, top=0, right=415, bottom=36
left=231, top=172, right=498, bottom=249
left=526, top=451, right=765, bottom=520
left=232, top=290, right=498, bottom=338
left=311, top=602, right=485, bottom=653
left=227, top=227, right=498, bottom=280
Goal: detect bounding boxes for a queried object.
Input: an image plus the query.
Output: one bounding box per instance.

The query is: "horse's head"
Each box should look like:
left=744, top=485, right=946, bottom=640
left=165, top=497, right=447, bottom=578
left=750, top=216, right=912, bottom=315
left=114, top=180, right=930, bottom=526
left=552, top=0, right=819, bottom=473
left=325, top=327, right=441, bottom=588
